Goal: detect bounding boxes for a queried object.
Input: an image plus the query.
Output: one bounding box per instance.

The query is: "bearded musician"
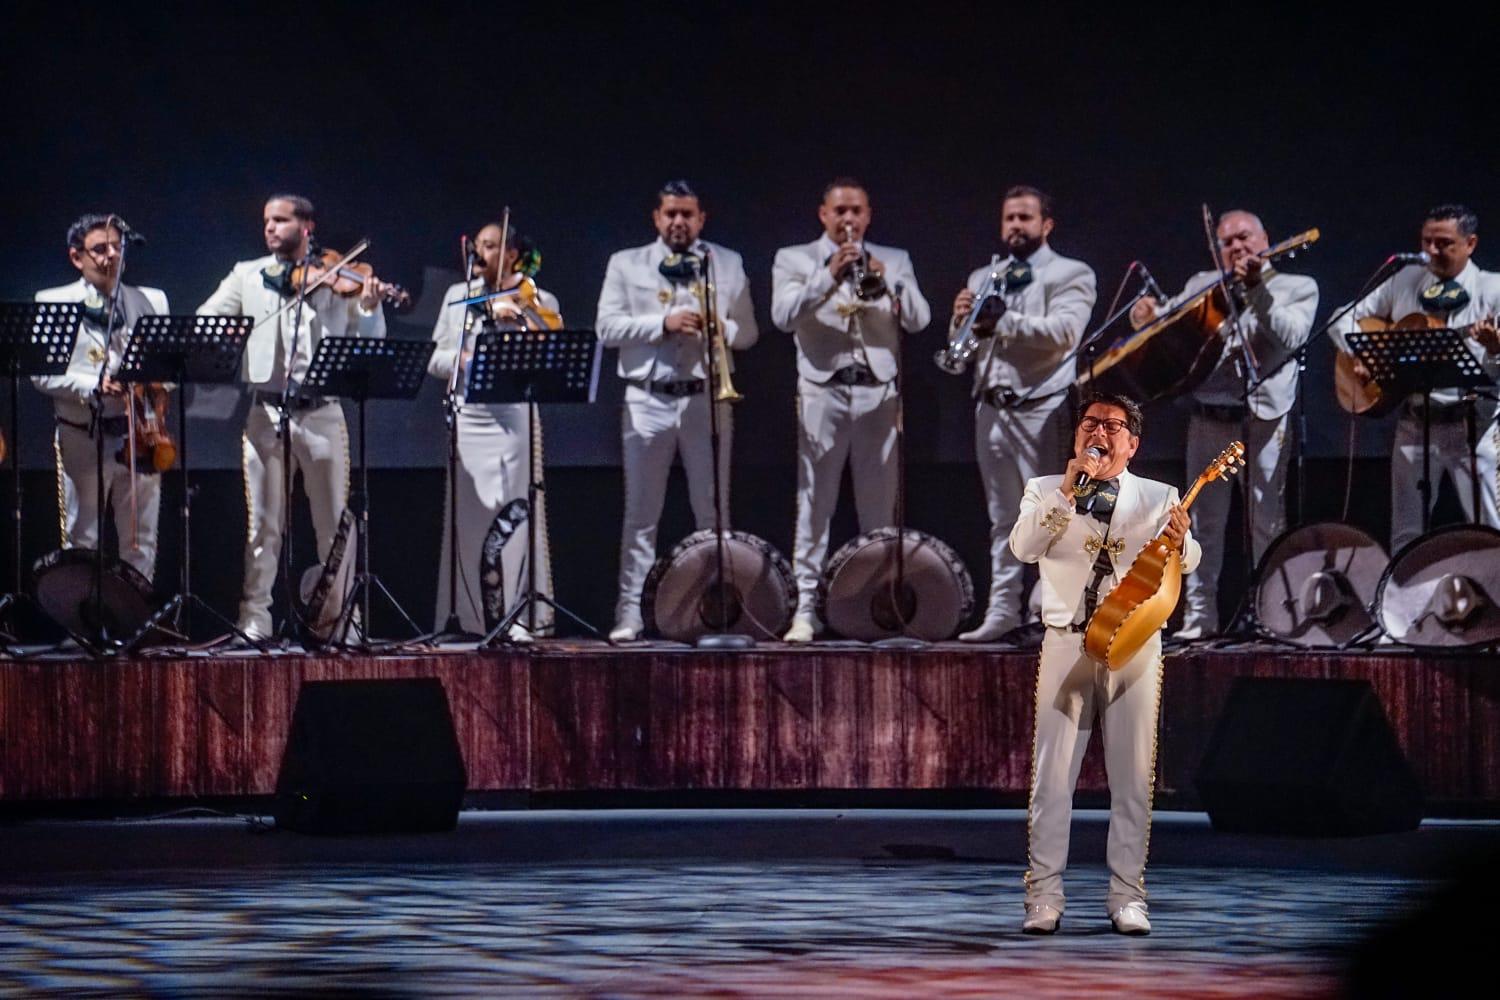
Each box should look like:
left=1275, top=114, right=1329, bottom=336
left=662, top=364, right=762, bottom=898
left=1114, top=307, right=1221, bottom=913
left=34, top=213, right=167, bottom=581
left=198, top=194, right=391, bottom=642
left=428, top=222, right=558, bottom=641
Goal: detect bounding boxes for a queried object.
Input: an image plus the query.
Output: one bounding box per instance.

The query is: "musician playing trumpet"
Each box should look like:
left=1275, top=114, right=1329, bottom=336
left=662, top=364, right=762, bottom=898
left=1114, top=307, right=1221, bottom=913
left=946, top=185, right=1097, bottom=643
left=1010, top=392, right=1196, bottom=937
left=772, top=178, right=930, bottom=643
left=1130, top=210, right=1317, bottom=640
left=595, top=180, right=758, bottom=642
left=1330, top=204, right=1500, bottom=553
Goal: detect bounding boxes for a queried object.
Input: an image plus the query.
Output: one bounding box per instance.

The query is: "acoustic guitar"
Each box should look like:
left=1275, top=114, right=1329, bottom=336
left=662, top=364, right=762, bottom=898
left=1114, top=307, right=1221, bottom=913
left=1335, top=312, right=1493, bottom=417
left=1083, top=442, right=1246, bottom=669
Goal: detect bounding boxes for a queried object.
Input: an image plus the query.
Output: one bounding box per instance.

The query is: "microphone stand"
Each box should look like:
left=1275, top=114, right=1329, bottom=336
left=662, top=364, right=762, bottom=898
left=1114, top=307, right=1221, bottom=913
left=275, top=239, right=314, bottom=646
left=1017, top=261, right=1155, bottom=405
left=694, top=247, right=751, bottom=650
left=430, top=238, right=483, bottom=643
left=873, top=278, right=925, bottom=651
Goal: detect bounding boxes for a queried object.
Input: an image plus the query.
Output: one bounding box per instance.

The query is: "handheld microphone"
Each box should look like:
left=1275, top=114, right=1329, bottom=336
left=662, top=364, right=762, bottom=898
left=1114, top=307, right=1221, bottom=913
left=1072, top=446, right=1105, bottom=496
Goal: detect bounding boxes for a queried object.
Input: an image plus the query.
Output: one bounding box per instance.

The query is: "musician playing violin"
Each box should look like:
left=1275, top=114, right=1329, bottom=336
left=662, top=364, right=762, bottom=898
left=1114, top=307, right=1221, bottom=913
left=197, top=194, right=390, bottom=642
left=1331, top=204, right=1500, bottom=553
left=1010, top=392, right=1196, bottom=937
left=1130, top=210, right=1317, bottom=639
left=427, top=221, right=560, bottom=640
left=33, top=213, right=168, bottom=581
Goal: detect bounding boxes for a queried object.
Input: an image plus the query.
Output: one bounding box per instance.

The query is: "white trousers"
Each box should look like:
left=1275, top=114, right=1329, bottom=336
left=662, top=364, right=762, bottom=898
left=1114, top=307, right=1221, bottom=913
left=1390, top=410, right=1500, bottom=553
left=791, top=378, right=898, bottom=610
left=974, top=396, right=1069, bottom=624
left=54, top=422, right=160, bottom=581
left=1026, top=627, right=1162, bottom=915
left=1182, top=410, right=1289, bottom=630
left=434, top=402, right=553, bottom=634
left=615, top=386, right=731, bottom=626
left=239, top=401, right=349, bottom=637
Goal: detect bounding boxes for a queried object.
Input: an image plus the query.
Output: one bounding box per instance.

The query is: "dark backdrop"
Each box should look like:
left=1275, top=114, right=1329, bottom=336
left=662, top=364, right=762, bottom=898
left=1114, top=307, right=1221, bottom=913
left=1, top=3, right=1494, bottom=632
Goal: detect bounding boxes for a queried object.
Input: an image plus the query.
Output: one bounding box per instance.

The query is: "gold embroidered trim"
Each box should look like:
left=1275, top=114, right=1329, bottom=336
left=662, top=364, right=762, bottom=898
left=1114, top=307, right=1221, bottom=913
left=1023, top=644, right=1045, bottom=896
left=1084, top=535, right=1124, bottom=558
left=1139, top=651, right=1166, bottom=898
left=1041, top=507, right=1069, bottom=535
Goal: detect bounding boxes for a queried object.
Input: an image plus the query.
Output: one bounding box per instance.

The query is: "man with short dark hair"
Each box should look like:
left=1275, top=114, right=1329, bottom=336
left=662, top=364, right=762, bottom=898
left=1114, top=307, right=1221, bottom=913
left=34, top=213, right=167, bottom=580
left=1331, top=204, right=1500, bottom=552
left=595, top=180, right=758, bottom=642
left=1131, top=209, right=1317, bottom=638
left=772, top=178, right=931, bottom=642
left=198, top=194, right=391, bottom=641
left=1010, top=392, right=1197, bottom=936
left=948, top=185, right=1096, bottom=642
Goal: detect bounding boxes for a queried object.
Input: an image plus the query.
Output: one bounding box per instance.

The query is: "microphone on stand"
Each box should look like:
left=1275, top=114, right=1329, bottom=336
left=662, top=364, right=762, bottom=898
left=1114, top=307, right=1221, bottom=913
left=1072, top=446, right=1105, bottom=496
left=1384, top=251, right=1431, bottom=267
left=1137, top=262, right=1168, bottom=303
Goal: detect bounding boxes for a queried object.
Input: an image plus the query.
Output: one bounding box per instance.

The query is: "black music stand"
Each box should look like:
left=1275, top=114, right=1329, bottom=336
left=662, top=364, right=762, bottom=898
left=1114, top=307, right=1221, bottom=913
left=114, top=314, right=257, bottom=651
left=301, top=336, right=434, bottom=648
left=1346, top=324, right=1495, bottom=533
left=465, top=327, right=601, bottom=646
left=0, top=302, right=79, bottom=644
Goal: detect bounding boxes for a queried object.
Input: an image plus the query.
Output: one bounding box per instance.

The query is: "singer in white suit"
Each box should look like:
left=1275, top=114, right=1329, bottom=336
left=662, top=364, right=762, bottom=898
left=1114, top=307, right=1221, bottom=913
left=1131, top=210, right=1317, bottom=638
left=595, top=180, right=758, bottom=641
left=198, top=194, right=389, bottom=641
left=428, top=222, right=558, bottom=640
left=948, top=186, right=1097, bottom=642
left=1330, top=204, right=1500, bottom=554
left=1009, top=393, right=1197, bottom=937
left=33, top=214, right=167, bottom=581
left=771, top=179, right=931, bottom=642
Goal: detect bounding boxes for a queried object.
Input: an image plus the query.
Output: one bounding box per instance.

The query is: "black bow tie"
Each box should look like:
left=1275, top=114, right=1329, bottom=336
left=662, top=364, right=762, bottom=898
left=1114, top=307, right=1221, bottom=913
left=1003, top=260, right=1034, bottom=293
left=1077, top=478, right=1119, bottom=523
left=1419, top=278, right=1470, bottom=314
left=79, top=295, right=124, bottom=332
left=659, top=252, right=702, bottom=284
left=262, top=262, right=294, bottom=297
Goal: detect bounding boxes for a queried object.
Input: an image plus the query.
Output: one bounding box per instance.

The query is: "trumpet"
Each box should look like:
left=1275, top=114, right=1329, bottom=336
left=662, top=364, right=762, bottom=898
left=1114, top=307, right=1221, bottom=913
left=692, top=253, right=743, bottom=404
left=935, top=256, right=1006, bottom=375
left=841, top=222, right=888, bottom=301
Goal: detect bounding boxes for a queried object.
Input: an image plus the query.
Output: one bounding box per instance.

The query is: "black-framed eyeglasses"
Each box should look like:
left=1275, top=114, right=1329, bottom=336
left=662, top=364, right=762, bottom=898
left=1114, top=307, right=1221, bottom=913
left=83, top=242, right=122, bottom=258
left=1078, top=417, right=1130, bottom=435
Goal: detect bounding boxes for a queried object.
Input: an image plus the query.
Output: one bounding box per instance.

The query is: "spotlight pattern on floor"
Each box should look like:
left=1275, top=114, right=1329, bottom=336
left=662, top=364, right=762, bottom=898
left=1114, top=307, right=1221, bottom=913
left=0, top=862, right=1425, bottom=998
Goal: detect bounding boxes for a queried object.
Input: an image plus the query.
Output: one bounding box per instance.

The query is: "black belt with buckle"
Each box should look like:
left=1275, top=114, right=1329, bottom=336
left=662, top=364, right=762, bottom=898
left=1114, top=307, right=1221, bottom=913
left=982, top=387, right=1063, bottom=410
left=1192, top=401, right=1249, bottom=422
left=628, top=377, right=705, bottom=398
left=828, top=364, right=881, bottom=387
left=254, top=389, right=331, bottom=411
left=1403, top=400, right=1467, bottom=424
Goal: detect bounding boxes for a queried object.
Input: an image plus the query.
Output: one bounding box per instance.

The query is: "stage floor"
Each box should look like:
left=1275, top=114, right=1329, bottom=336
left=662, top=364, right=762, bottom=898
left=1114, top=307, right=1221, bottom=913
left=1, top=810, right=1494, bottom=998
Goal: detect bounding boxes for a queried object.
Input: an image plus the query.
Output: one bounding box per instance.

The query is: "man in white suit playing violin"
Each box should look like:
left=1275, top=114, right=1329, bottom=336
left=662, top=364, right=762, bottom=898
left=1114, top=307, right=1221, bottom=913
left=198, top=194, right=391, bottom=641
left=1010, top=391, right=1197, bottom=937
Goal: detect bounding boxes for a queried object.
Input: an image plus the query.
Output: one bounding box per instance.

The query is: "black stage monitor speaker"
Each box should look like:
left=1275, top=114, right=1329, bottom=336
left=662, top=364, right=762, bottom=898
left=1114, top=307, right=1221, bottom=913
left=275, top=678, right=468, bottom=834
left=1195, top=677, right=1423, bottom=837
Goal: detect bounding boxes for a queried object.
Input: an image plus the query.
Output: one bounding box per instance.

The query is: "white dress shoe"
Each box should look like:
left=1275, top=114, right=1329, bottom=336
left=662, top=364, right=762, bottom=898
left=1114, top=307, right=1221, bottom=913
left=782, top=616, right=818, bottom=643
left=1110, top=901, right=1151, bottom=935
left=1022, top=902, right=1061, bottom=934
left=958, top=617, right=1020, bottom=643
left=506, top=623, right=535, bottom=645
left=608, top=622, right=641, bottom=642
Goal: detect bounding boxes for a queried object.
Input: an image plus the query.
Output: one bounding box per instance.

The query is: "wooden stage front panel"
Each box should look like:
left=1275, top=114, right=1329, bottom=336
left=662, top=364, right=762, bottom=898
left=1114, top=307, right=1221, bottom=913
left=2, top=645, right=1496, bottom=812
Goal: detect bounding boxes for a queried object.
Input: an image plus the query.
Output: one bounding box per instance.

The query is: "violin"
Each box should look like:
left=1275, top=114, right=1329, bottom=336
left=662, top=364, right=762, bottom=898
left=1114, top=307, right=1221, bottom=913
left=488, top=275, right=562, bottom=331
left=1083, top=441, right=1246, bottom=669
left=289, top=246, right=413, bottom=312
left=117, top=382, right=176, bottom=473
